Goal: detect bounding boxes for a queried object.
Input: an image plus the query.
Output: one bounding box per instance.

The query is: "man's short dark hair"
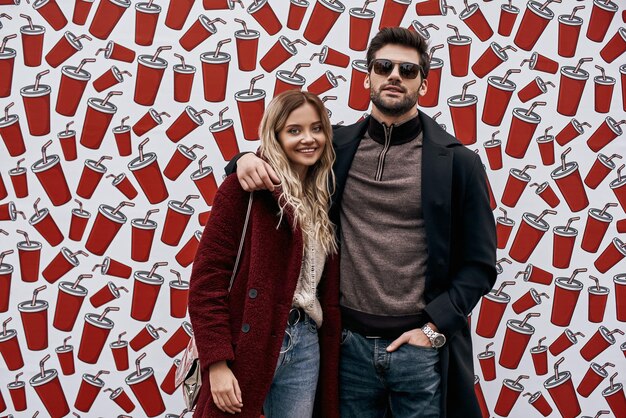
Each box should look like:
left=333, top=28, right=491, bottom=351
left=366, top=27, right=431, bottom=79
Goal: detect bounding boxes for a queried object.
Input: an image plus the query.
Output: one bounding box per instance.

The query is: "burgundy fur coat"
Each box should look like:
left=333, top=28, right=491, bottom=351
left=188, top=175, right=340, bottom=418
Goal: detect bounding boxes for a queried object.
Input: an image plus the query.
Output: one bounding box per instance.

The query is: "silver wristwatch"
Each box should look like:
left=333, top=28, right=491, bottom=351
left=422, top=324, right=446, bottom=348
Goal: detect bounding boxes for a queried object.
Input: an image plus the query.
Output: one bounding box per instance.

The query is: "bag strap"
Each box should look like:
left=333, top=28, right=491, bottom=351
left=229, top=192, right=253, bottom=291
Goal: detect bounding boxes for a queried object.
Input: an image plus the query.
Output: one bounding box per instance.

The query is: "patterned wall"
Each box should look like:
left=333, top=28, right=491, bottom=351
left=0, top=0, right=625, bottom=417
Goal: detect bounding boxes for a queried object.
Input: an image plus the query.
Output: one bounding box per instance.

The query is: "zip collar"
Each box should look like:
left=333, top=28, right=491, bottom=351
left=367, top=113, right=423, bottom=146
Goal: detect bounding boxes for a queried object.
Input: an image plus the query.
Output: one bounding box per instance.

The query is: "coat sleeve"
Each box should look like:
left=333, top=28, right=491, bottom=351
left=424, top=155, right=497, bottom=337
left=188, top=176, right=250, bottom=372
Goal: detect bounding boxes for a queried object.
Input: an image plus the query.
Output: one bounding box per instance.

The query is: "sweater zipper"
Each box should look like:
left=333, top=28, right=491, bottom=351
left=375, top=123, right=393, bottom=181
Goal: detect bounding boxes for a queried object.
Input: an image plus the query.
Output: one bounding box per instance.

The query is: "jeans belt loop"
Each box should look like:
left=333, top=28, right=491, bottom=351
left=288, top=307, right=305, bottom=326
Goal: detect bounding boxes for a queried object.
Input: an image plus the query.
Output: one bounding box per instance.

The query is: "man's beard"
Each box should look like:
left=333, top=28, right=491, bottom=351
left=370, top=85, right=419, bottom=117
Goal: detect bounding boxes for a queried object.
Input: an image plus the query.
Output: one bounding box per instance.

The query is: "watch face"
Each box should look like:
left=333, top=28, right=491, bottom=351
left=433, top=335, right=446, bottom=347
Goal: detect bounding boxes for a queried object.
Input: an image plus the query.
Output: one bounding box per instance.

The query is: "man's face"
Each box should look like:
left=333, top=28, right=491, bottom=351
left=365, top=44, right=429, bottom=117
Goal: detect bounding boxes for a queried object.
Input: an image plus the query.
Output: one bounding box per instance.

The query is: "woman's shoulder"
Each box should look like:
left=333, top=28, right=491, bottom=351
left=217, top=174, right=247, bottom=199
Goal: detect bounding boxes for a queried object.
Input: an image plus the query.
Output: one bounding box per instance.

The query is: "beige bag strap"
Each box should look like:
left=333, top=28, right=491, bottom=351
left=229, top=192, right=253, bottom=291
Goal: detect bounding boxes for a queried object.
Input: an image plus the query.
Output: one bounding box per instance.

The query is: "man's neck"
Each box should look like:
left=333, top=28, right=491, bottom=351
left=370, top=107, right=419, bottom=127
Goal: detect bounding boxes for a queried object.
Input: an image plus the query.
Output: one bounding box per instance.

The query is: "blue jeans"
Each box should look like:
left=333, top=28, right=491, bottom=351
left=340, top=329, right=441, bottom=418
left=263, top=315, right=320, bottom=418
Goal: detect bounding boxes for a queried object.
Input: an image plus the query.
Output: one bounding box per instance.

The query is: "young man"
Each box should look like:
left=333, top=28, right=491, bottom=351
left=228, top=27, right=497, bottom=418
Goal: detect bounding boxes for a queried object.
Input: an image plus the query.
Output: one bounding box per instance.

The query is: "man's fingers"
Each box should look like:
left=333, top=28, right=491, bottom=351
left=263, top=161, right=280, bottom=185
left=225, top=385, right=243, bottom=412
left=216, top=391, right=238, bottom=414
left=386, top=333, right=409, bottom=352
left=234, top=378, right=243, bottom=404
left=213, top=392, right=226, bottom=412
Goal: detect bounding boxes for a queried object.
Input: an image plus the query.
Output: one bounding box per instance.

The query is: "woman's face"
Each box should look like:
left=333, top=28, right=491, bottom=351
left=277, top=102, right=327, bottom=179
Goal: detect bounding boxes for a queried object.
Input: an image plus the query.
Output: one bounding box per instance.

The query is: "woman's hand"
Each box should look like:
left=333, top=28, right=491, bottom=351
left=209, top=361, right=243, bottom=414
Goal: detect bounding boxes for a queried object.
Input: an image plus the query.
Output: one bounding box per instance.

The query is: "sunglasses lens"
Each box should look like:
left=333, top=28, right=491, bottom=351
left=371, top=59, right=421, bottom=79
left=373, top=59, right=393, bottom=76
left=400, top=63, right=420, bottom=79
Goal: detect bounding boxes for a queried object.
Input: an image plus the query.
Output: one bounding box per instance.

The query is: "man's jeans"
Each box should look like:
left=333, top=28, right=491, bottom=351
left=263, top=315, right=320, bottom=418
left=340, top=329, right=441, bottom=418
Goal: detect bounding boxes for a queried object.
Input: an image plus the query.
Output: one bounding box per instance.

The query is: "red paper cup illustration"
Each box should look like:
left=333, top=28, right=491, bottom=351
left=587, top=0, right=618, bottom=42
left=530, top=338, right=548, bottom=375
left=173, top=54, right=195, bottom=102
left=614, top=274, right=626, bottom=321
left=287, top=0, right=309, bottom=30
left=260, top=36, right=304, bottom=73
left=378, top=0, right=410, bottom=29
left=235, top=75, right=266, bottom=141
left=105, top=387, right=135, bottom=412
left=556, top=118, right=590, bottom=146
left=500, top=313, right=539, bottom=369
left=29, top=202, right=64, bottom=247
left=595, top=237, right=626, bottom=273
left=448, top=80, right=477, bottom=145
left=0, top=251, right=12, bottom=312
left=523, top=391, right=552, bottom=416
left=484, top=131, right=503, bottom=170
left=128, top=138, right=169, bottom=204
left=132, top=108, right=168, bottom=136
left=16, top=230, right=41, bottom=283
left=536, top=128, right=555, bottom=165
left=169, top=269, right=189, bottom=318
left=472, top=42, right=515, bottom=79
left=134, top=47, right=170, bottom=106
left=474, top=375, right=490, bottom=418
left=43, top=247, right=87, bottom=283
left=160, top=359, right=181, bottom=395
left=520, top=51, right=559, bottom=74
left=161, top=196, right=198, bottom=246
left=496, top=208, right=515, bottom=249
left=18, top=285, right=48, bottom=350
left=621, top=64, right=626, bottom=111
left=163, top=321, right=192, bottom=357
left=552, top=218, right=579, bottom=269
left=551, top=268, right=586, bottom=327
left=131, top=263, right=166, bottom=321
left=582, top=204, right=617, bottom=253
left=179, top=16, right=223, bottom=51
left=125, top=353, right=166, bottom=417
left=76, top=156, right=111, bottom=198
left=349, top=59, right=370, bottom=110
left=234, top=22, right=260, bottom=71
left=165, top=0, right=194, bottom=29
left=90, top=281, right=127, bottom=308
left=73, top=0, right=94, bottom=25
left=113, top=117, right=132, bottom=156
left=505, top=101, right=545, bottom=158
left=135, top=1, right=161, bottom=46
left=99, top=40, right=136, bottom=62
left=518, top=76, right=553, bottom=103
left=210, top=108, right=240, bottom=161
left=476, top=281, right=514, bottom=338
left=303, top=0, right=345, bottom=45
left=9, top=377, right=27, bottom=411
left=483, top=70, right=520, bottom=126
left=459, top=1, right=493, bottom=42
left=551, top=148, right=589, bottom=212
left=544, top=358, right=581, bottom=418
left=558, top=8, right=585, bottom=58
left=131, top=209, right=159, bottom=262
left=512, top=288, right=548, bottom=314
left=557, top=58, right=592, bottom=116
left=494, top=375, right=529, bottom=416
left=164, top=144, right=202, bottom=180
left=20, top=71, right=51, bottom=136
left=0, top=103, right=26, bottom=157
left=32, top=0, right=67, bottom=31
left=587, top=116, right=625, bottom=152
left=29, top=355, right=70, bottom=418
left=594, top=69, right=616, bottom=113
left=0, top=201, right=23, bottom=222
left=446, top=26, right=471, bottom=78
left=501, top=165, right=534, bottom=207
left=80, top=92, right=122, bottom=149
left=89, top=0, right=131, bottom=39
left=247, top=0, right=282, bottom=36
left=549, top=328, right=584, bottom=356
left=108, top=173, right=138, bottom=200
left=110, top=332, right=129, bottom=371
left=498, top=2, right=519, bottom=36
left=30, top=144, right=71, bottom=207
left=20, top=17, right=46, bottom=67
left=530, top=182, right=560, bottom=208
left=588, top=276, right=609, bottom=323
left=477, top=343, right=496, bottom=381
left=308, top=70, right=345, bottom=95
left=130, top=323, right=167, bottom=351
left=519, top=263, right=553, bottom=286
left=175, top=230, right=202, bottom=267
left=313, top=45, right=350, bottom=68
left=199, top=210, right=211, bottom=225
left=53, top=275, right=90, bottom=331
left=578, top=362, right=614, bottom=398
left=78, top=308, right=118, bottom=363
left=601, top=374, right=626, bottom=418
left=514, top=0, right=556, bottom=51
left=509, top=210, right=555, bottom=263
left=9, top=159, right=28, bottom=198
left=85, top=202, right=133, bottom=255
left=45, top=31, right=91, bottom=68
left=585, top=154, right=622, bottom=189
left=75, top=370, right=108, bottom=412
left=55, top=337, right=75, bottom=375
left=56, top=60, right=93, bottom=117
left=201, top=49, right=231, bottom=102
left=580, top=326, right=623, bottom=361
left=166, top=106, right=210, bottom=142
left=58, top=122, right=78, bottom=161
left=0, top=38, right=15, bottom=99
left=0, top=318, right=24, bottom=371
left=414, top=0, right=455, bottom=16
left=93, top=66, right=131, bottom=92
left=349, top=5, right=375, bottom=52
left=191, top=156, right=219, bottom=205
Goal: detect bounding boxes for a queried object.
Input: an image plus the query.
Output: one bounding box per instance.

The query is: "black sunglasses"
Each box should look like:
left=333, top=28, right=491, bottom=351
left=368, top=59, right=425, bottom=80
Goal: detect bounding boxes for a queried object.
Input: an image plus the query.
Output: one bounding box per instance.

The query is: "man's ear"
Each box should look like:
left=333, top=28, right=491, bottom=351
left=418, top=78, right=428, bottom=97
left=364, top=72, right=370, bottom=90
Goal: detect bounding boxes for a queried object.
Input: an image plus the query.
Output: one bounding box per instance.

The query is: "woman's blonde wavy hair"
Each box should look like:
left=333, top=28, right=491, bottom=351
left=258, top=90, right=337, bottom=256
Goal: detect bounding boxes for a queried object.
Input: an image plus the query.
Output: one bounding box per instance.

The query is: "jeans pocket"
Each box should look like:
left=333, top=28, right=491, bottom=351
left=340, top=329, right=352, bottom=345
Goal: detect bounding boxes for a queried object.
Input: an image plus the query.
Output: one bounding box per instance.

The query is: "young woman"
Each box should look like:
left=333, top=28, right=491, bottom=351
left=189, top=90, right=340, bottom=418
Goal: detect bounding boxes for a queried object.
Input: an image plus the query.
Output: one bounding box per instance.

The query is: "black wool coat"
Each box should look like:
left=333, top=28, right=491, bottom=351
left=330, top=111, right=497, bottom=418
